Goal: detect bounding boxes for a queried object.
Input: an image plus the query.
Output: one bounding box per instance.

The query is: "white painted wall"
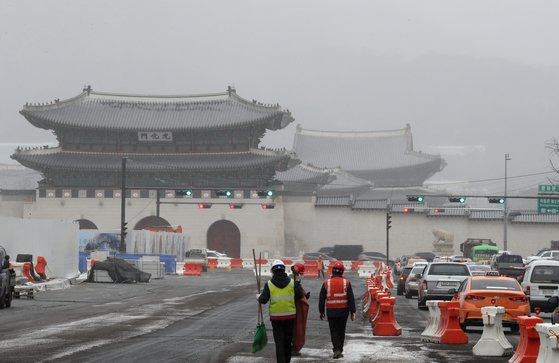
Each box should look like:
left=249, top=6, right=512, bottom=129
left=24, top=196, right=286, bottom=259
left=0, top=216, right=79, bottom=278
left=17, top=195, right=559, bottom=260
left=283, top=200, right=559, bottom=258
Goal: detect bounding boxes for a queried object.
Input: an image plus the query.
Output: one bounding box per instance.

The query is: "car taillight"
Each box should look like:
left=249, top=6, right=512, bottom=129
left=399, top=276, right=405, bottom=281
left=465, top=294, right=485, bottom=301
left=410, top=277, right=416, bottom=282
left=509, top=296, right=528, bottom=302
left=526, top=286, right=530, bottom=295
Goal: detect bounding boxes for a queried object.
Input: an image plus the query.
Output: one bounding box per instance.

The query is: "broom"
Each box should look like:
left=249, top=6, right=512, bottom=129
left=252, top=249, right=267, bottom=353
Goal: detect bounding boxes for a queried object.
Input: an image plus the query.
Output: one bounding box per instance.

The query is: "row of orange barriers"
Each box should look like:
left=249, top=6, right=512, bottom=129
left=362, top=268, right=401, bottom=336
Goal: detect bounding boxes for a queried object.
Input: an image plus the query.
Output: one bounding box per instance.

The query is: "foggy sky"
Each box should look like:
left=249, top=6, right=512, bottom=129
left=1, top=0, right=558, bottom=187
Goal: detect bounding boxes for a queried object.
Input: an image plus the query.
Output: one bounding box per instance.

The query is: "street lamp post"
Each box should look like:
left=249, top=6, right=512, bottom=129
left=504, top=153, right=511, bottom=251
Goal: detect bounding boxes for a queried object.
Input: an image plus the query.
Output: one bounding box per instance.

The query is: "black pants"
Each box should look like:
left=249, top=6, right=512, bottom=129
left=271, top=318, right=295, bottom=363
left=328, top=317, right=348, bottom=353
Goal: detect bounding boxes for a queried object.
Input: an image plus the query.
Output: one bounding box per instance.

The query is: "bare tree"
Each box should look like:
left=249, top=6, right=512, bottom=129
left=546, top=138, right=559, bottom=181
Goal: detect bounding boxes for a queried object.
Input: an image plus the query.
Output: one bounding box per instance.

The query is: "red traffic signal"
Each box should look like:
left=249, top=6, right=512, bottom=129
left=261, top=203, right=275, bottom=209
left=229, top=203, right=243, bottom=209
left=198, top=203, right=212, bottom=209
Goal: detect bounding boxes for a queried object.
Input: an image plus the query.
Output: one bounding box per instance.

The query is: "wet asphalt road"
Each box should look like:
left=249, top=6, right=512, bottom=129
left=0, top=270, right=538, bottom=362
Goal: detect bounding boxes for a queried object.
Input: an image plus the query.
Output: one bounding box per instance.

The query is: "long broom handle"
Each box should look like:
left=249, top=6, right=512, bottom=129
left=252, top=249, right=262, bottom=325
left=258, top=252, right=264, bottom=324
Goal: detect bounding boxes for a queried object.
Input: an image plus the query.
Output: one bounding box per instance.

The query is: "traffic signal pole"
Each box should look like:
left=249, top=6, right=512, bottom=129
left=120, top=157, right=127, bottom=252
left=386, top=211, right=392, bottom=266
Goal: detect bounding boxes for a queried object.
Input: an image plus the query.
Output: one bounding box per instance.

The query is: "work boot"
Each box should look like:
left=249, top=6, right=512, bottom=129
left=333, top=350, right=342, bottom=359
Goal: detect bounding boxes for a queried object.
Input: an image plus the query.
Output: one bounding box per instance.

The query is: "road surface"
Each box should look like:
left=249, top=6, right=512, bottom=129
left=0, top=270, right=530, bottom=362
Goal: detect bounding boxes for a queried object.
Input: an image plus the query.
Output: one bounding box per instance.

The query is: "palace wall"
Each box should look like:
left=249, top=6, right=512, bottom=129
left=22, top=196, right=286, bottom=259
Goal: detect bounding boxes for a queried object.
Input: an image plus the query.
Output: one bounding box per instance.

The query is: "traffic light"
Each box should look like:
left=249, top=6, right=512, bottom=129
left=216, top=190, right=233, bottom=198
left=257, top=190, right=275, bottom=198
left=433, top=208, right=446, bottom=214
left=121, top=222, right=128, bottom=241
left=198, top=203, right=212, bottom=209
left=261, top=203, right=275, bottom=209
left=407, top=196, right=424, bottom=203
left=403, top=207, right=415, bottom=213
left=229, top=203, right=243, bottom=209
left=488, top=197, right=505, bottom=204
left=449, top=197, right=466, bottom=203
left=176, top=189, right=193, bottom=197
left=386, top=213, right=392, bottom=230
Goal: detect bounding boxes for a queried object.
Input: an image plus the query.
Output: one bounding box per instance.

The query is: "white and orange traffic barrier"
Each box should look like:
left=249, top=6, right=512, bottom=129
left=473, top=306, right=513, bottom=356
left=509, top=315, right=542, bottom=363
left=421, top=300, right=444, bottom=342
left=535, top=323, right=559, bottom=363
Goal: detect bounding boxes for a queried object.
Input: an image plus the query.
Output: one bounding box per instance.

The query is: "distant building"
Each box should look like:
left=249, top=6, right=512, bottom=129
left=292, top=124, right=446, bottom=187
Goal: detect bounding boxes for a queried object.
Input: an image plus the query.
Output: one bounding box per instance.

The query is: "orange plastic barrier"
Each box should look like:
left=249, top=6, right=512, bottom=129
left=183, top=262, right=203, bottom=276
left=370, top=291, right=389, bottom=324
left=373, top=297, right=402, bottom=336
left=509, top=316, right=543, bottom=363
left=35, top=256, right=47, bottom=280
left=282, top=259, right=292, bottom=265
left=351, top=261, right=363, bottom=271
left=230, top=258, right=243, bottom=269
left=436, top=301, right=468, bottom=344
left=385, top=269, right=393, bottom=289
left=22, top=262, right=35, bottom=282
left=303, top=260, right=319, bottom=278
left=207, top=258, right=218, bottom=271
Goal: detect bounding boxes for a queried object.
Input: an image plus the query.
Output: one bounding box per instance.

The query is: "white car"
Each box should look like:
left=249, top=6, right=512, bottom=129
left=521, top=259, right=559, bottom=312
left=526, top=250, right=559, bottom=264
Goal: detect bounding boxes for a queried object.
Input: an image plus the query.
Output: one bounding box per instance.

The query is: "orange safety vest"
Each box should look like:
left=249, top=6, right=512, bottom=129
left=324, top=277, right=349, bottom=309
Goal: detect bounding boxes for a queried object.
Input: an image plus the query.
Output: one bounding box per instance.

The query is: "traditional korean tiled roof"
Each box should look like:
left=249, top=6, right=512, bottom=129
left=11, top=147, right=294, bottom=172
left=511, top=213, right=559, bottom=223
left=275, top=163, right=331, bottom=184
left=20, top=86, right=294, bottom=131
left=292, top=124, right=445, bottom=172
left=320, top=169, right=373, bottom=191
left=468, top=209, right=504, bottom=220
left=352, top=199, right=388, bottom=210
left=314, top=195, right=352, bottom=207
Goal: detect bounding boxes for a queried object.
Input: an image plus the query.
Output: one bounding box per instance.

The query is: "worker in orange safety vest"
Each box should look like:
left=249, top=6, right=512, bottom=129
left=318, top=261, right=356, bottom=359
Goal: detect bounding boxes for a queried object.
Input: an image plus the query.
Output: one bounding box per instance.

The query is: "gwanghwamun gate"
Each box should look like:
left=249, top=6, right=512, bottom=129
left=1, top=86, right=558, bottom=260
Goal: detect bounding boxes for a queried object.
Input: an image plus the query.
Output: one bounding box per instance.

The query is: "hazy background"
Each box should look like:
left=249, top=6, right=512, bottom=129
left=1, top=0, right=558, bottom=193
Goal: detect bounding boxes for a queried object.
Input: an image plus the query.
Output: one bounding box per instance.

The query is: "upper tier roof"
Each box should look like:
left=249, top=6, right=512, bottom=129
left=20, top=86, right=294, bottom=132
left=11, top=147, right=295, bottom=172
left=292, top=124, right=443, bottom=171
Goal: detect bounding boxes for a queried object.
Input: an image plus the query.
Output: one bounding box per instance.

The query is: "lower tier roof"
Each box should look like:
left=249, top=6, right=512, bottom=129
left=12, top=147, right=295, bottom=172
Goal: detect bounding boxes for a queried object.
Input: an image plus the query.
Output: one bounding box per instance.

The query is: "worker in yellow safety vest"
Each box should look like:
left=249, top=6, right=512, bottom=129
left=258, top=259, right=303, bottom=363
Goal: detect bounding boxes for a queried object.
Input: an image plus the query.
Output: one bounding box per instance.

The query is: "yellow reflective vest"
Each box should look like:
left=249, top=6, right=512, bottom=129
left=268, top=279, right=296, bottom=319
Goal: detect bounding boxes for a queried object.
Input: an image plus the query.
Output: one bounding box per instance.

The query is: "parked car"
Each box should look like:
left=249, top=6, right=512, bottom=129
left=521, top=259, right=559, bottom=312
left=302, top=252, right=336, bottom=261
left=468, top=264, right=492, bottom=276
left=451, top=274, right=528, bottom=332
left=417, top=262, right=471, bottom=309
left=397, top=266, right=413, bottom=296
left=404, top=263, right=428, bottom=299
